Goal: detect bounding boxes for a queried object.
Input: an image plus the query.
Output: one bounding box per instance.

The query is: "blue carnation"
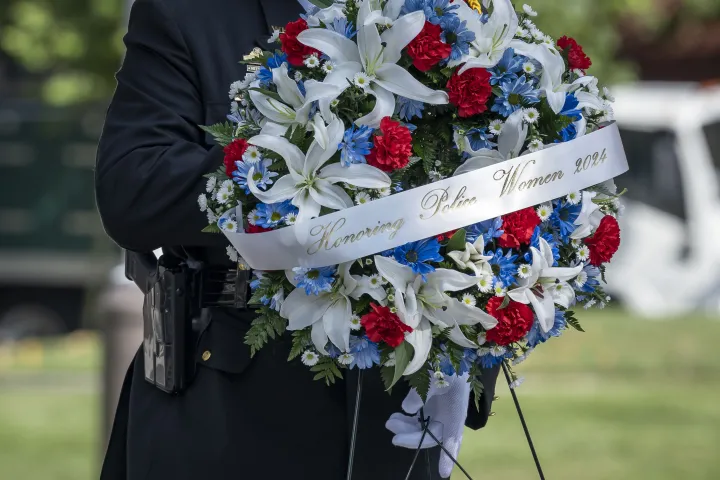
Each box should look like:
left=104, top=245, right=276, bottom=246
left=349, top=337, right=381, bottom=369
left=293, top=266, right=337, bottom=296
left=393, top=238, right=444, bottom=276
left=339, top=124, right=374, bottom=166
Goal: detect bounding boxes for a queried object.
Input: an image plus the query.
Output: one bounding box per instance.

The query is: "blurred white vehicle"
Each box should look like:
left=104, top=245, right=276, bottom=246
left=606, top=82, right=720, bottom=317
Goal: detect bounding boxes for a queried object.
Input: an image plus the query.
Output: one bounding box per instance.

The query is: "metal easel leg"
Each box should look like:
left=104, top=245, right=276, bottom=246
left=346, top=370, right=364, bottom=480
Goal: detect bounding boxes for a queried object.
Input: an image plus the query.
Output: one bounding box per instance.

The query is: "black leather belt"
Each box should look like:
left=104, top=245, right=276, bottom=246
left=198, top=267, right=253, bottom=310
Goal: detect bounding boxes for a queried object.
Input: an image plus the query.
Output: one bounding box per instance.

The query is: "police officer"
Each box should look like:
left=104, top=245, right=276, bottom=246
left=95, top=1, right=500, bottom=479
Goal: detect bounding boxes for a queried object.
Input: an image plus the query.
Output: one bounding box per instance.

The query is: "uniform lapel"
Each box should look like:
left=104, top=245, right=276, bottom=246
left=256, top=0, right=306, bottom=47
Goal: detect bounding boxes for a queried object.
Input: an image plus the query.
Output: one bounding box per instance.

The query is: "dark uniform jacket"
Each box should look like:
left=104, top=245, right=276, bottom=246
left=95, top=1, right=500, bottom=478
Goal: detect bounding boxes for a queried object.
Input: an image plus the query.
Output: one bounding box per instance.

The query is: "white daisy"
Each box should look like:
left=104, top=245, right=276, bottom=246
left=494, top=281, right=507, bottom=297
left=330, top=99, right=340, bottom=108
left=243, top=146, right=262, bottom=164
left=355, top=191, right=371, bottom=205
left=542, top=35, right=555, bottom=47
left=523, top=4, right=538, bottom=16
left=603, top=86, right=615, bottom=102
left=531, top=27, right=545, bottom=41
left=338, top=353, right=354, bottom=365
left=598, top=302, right=606, bottom=309
left=574, top=270, right=588, bottom=289
left=584, top=298, right=596, bottom=309
left=365, top=258, right=374, bottom=266
left=576, top=245, right=591, bottom=262
left=477, top=346, right=492, bottom=357
left=220, top=218, right=237, bottom=232
left=523, top=19, right=535, bottom=28
left=510, top=376, right=525, bottom=389
left=368, top=274, right=383, bottom=288
left=522, top=61, right=536, bottom=74
left=433, top=371, right=445, bottom=380
left=294, top=71, right=303, bottom=82
left=434, top=377, right=450, bottom=389
left=566, top=191, right=582, bottom=205
left=489, top=120, right=504, bottom=135
left=477, top=275, right=493, bottom=293
left=384, top=352, right=396, bottom=367
left=387, top=293, right=395, bottom=302
left=377, top=186, right=391, bottom=197
left=570, top=238, right=582, bottom=248
left=207, top=210, right=218, bottom=224
left=517, top=264, right=532, bottom=279
left=349, top=314, right=362, bottom=331
left=490, top=345, right=507, bottom=357
left=605, top=295, right=612, bottom=302
left=268, top=28, right=281, bottom=44
left=322, top=61, right=335, bottom=74
left=536, top=203, right=552, bottom=221
left=216, top=186, right=233, bottom=204
left=461, top=293, right=477, bottom=307
left=528, top=139, right=544, bottom=152
left=429, top=170, right=444, bottom=182
left=247, top=209, right=260, bottom=226
left=304, top=54, right=320, bottom=68
left=572, top=68, right=585, bottom=77
left=353, top=72, right=375, bottom=90
left=512, top=347, right=534, bottom=365
left=284, top=211, right=298, bottom=225
left=476, top=331, right=487, bottom=346
left=516, top=27, right=530, bottom=39
left=301, top=350, right=319, bottom=367
left=523, top=107, right=540, bottom=124
left=434, top=160, right=442, bottom=167
left=226, top=245, right=238, bottom=263
left=197, top=194, right=208, bottom=212
left=206, top=176, right=217, bottom=193
left=390, top=306, right=398, bottom=314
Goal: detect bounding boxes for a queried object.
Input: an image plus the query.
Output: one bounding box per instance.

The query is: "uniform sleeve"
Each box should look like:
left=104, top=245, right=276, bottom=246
left=465, top=364, right=501, bottom=430
left=95, top=0, right=227, bottom=252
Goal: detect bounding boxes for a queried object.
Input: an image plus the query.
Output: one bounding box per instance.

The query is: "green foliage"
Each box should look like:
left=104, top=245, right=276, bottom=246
left=244, top=307, right=287, bottom=357
left=380, top=366, right=395, bottom=392
left=200, top=122, right=235, bottom=147
left=447, top=228, right=467, bottom=252
left=307, top=0, right=334, bottom=8
left=565, top=310, right=586, bottom=332
left=311, top=357, right=343, bottom=385
left=389, top=341, right=414, bottom=390
left=200, top=223, right=221, bottom=234
left=288, top=330, right=313, bottom=361
left=406, top=368, right=431, bottom=403
left=469, top=364, right=486, bottom=412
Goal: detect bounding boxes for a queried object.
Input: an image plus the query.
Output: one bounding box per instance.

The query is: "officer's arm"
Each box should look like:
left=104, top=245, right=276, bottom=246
left=465, top=365, right=501, bottom=430
left=95, top=0, right=226, bottom=252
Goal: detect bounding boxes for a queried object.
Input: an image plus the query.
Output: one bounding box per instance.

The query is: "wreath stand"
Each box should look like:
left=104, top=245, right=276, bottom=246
left=345, top=363, right=546, bottom=480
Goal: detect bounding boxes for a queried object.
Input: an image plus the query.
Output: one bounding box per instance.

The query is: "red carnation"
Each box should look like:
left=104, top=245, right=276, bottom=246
left=223, top=138, right=249, bottom=178
left=361, top=304, right=413, bottom=348
left=280, top=19, right=319, bottom=66
left=245, top=224, right=271, bottom=234
left=485, top=297, right=535, bottom=346
left=366, top=117, right=413, bottom=172
left=498, top=207, right=541, bottom=249
left=584, top=215, right=621, bottom=266
left=406, top=22, right=453, bottom=72
left=557, top=36, right=592, bottom=71
left=446, top=67, right=493, bottom=118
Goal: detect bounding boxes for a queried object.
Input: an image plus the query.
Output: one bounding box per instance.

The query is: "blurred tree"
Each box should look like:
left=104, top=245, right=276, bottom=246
left=0, top=0, right=125, bottom=105
left=1, top=0, right=719, bottom=105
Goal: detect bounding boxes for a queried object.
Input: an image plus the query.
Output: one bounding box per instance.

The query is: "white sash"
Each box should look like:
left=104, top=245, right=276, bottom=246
left=222, top=122, right=628, bottom=270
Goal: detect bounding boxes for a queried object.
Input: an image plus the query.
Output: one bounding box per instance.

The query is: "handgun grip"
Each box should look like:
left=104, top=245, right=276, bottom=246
left=125, top=251, right=160, bottom=295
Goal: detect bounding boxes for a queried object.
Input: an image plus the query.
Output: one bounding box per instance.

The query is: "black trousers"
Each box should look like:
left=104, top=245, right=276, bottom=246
left=101, top=309, right=447, bottom=480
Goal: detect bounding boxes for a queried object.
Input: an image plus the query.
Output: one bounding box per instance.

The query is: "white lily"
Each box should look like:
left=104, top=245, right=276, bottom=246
left=454, top=109, right=528, bottom=176
left=508, top=238, right=583, bottom=332
left=359, top=0, right=405, bottom=26
left=571, top=191, right=604, bottom=239
left=304, top=3, right=346, bottom=27
left=374, top=255, right=498, bottom=375
left=248, top=64, right=342, bottom=148
left=281, top=262, right=384, bottom=354
left=298, top=1, right=448, bottom=127
left=453, top=0, right=519, bottom=72
left=246, top=117, right=390, bottom=222
left=447, top=235, right=494, bottom=278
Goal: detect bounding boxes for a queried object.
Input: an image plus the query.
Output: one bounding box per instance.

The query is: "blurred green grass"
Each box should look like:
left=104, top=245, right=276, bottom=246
left=0, top=310, right=719, bottom=479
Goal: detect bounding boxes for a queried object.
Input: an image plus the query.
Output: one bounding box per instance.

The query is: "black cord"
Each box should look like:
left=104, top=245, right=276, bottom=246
left=404, top=409, right=431, bottom=480
left=346, top=370, right=364, bottom=480
left=502, top=362, right=546, bottom=480
left=422, top=423, right=475, bottom=480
